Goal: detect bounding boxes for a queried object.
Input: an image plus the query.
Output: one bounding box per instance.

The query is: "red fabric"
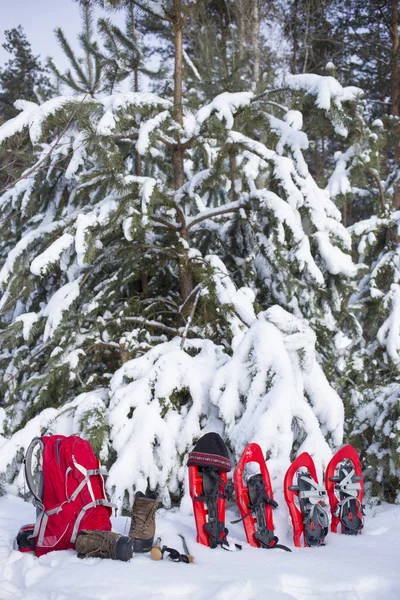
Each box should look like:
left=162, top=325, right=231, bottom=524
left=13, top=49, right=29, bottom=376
left=35, top=435, right=112, bottom=557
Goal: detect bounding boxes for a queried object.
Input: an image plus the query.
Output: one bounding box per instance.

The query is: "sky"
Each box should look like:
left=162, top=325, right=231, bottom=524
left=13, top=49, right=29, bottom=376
left=0, top=0, right=123, bottom=70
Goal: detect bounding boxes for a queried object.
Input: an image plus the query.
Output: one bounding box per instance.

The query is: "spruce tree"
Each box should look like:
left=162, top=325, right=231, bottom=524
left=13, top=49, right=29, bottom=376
left=48, top=1, right=104, bottom=95
left=0, top=0, right=363, bottom=506
left=0, top=26, right=53, bottom=122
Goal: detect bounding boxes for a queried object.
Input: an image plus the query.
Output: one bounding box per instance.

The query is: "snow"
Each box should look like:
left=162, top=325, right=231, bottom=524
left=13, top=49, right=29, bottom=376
left=74, top=195, right=119, bottom=266
left=136, top=110, right=169, bottom=155
left=210, top=308, right=342, bottom=486
left=269, top=115, right=309, bottom=177
left=372, top=119, right=384, bottom=129
left=228, top=131, right=275, bottom=162
left=314, top=231, right=358, bottom=277
left=183, top=49, right=201, bottom=81
left=122, top=175, right=157, bottom=225
left=0, top=73, right=386, bottom=569
left=15, top=312, right=39, bottom=341
left=65, top=132, right=87, bottom=180
left=197, top=92, right=253, bottom=131
left=377, top=283, right=400, bottom=363
left=350, top=212, right=400, bottom=365
left=206, top=255, right=256, bottom=343
left=285, top=74, right=362, bottom=112
left=135, top=0, right=169, bottom=19
left=0, top=300, right=345, bottom=511
left=30, top=233, right=74, bottom=276
left=0, top=97, right=77, bottom=146
left=285, top=75, right=362, bottom=136
left=42, top=279, right=82, bottom=342
left=0, top=220, right=66, bottom=290
left=107, top=338, right=227, bottom=508
left=97, top=93, right=172, bottom=135
left=1, top=494, right=400, bottom=599
left=283, top=110, right=303, bottom=131
left=326, top=147, right=355, bottom=199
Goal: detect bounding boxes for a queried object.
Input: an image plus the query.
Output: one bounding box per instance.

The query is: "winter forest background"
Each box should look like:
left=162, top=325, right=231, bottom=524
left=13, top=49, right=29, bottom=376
left=0, top=0, right=398, bottom=512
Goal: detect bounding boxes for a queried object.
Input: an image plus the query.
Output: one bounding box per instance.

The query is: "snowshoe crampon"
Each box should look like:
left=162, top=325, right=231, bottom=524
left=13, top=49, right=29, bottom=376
left=284, top=452, right=329, bottom=548
left=233, top=443, right=290, bottom=551
left=325, top=445, right=364, bottom=535
left=188, top=432, right=232, bottom=549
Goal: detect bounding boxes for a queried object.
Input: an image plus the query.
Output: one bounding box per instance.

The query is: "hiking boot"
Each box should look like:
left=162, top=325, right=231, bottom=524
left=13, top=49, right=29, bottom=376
left=129, top=491, right=157, bottom=553
left=75, top=530, right=134, bottom=561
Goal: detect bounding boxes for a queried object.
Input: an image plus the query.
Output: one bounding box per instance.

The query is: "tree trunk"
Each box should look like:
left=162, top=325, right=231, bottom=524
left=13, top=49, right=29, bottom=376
left=391, top=0, right=400, bottom=166
left=391, top=0, right=400, bottom=118
left=172, top=1, right=193, bottom=306
left=253, top=0, right=261, bottom=87
left=291, top=0, right=299, bottom=74
left=302, top=0, right=311, bottom=74
left=172, top=5, right=185, bottom=191
left=229, top=150, right=239, bottom=202
left=219, top=2, right=228, bottom=77
left=237, top=0, right=245, bottom=62
left=173, top=7, right=183, bottom=127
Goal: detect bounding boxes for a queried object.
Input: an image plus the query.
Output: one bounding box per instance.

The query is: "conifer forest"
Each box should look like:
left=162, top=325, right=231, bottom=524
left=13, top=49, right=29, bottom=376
left=0, top=0, right=399, bottom=511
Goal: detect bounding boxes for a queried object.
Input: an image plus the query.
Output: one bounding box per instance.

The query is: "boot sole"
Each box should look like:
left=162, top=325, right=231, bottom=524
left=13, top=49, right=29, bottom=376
left=132, top=537, right=154, bottom=553
left=116, top=536, right=135, bottom=561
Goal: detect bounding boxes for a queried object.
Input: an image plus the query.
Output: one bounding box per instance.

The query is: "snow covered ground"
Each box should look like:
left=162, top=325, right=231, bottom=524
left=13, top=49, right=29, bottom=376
left=0, top=493, right=399, bottom=600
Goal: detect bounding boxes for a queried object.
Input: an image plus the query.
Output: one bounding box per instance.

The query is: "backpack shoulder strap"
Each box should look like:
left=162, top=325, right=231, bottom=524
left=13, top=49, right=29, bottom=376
left=24, top=437, right=44, bottom=507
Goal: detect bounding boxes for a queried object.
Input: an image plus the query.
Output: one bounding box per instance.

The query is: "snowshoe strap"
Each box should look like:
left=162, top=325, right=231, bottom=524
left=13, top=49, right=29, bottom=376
left=248, top=474, right=277, bottom=549
left=248, top=474, right=278, bottom=510
left=335, top=467, right=362, bottom=497
left=231, top=475, right=291, bottom=551
left=247, top=474, right=291, bottom=551
left=303, top=502, right=329, bottom=547
left=197, top=468, right=232, bottom=549
left=336, top=496, right=364, bottom=534
left=297, top=473, right=329, bottom=547
left=194, top=468, right=232, bottom=501
left=262, top=536, right=292, bottom=552
left=299, top=475, right=327, bottom=504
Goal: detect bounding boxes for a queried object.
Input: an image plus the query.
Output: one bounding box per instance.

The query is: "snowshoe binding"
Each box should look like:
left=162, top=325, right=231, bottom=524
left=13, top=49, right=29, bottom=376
left=284, top=452, right=329, bottom=548
left=325, top=445, right=364, bottom=535
left=188, top=432, right=233, bottom=549
left=233, top=443, right=291, bottom=551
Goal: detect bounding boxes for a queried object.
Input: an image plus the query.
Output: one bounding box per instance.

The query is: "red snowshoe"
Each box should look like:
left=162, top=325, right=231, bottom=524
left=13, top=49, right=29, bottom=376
left=284, top=452, right=329, bottom=548
left=188, top=432, right=232, bottom=548
left=325, top=445, right=364, bottom=535
left=233, top=443, right=291, bottom=551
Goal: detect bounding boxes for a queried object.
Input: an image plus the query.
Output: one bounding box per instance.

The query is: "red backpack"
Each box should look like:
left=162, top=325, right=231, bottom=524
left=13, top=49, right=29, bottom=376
left=17, top=435, right=115, bottom=556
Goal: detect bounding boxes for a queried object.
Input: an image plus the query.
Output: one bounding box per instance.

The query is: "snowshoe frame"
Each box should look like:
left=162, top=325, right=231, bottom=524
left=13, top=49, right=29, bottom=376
left=234, top=443, right=284, bottom=549
left=284, top=452, right=329, bottom=548
left=325, top=445, right=364, bottom=535
left=189, top=465, right=229, bottom=548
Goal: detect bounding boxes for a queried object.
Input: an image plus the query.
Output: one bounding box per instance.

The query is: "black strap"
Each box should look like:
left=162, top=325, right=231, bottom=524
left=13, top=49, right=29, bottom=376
left=338, top=497, right=364, bottom=534
left=198, top=468, right=236, bottom=550
left=272, top=543, right=292, bottom=552
left=240, top=473, right=291, bottom=551
left=161, top=546, right=191, bottom=563
left=303, top=503, right=329, bottom=547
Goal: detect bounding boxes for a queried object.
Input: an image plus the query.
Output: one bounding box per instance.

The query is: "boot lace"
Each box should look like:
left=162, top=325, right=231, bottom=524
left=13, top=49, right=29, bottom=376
left=132, top=501, right=157, bottom=537
left=85, top=532, right=117, bottom=560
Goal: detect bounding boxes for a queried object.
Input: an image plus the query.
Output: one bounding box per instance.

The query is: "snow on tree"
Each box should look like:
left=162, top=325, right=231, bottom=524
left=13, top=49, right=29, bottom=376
left=0, top=0, right=362, bottom=506
left=328, top=109, right=400, bottom=501
left=347, top=210, right=400, bottom=502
